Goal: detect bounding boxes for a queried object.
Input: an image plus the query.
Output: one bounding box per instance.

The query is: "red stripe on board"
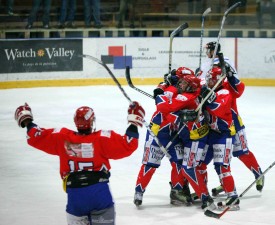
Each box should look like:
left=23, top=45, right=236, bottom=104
left=235, top=38, right=238, bottom=71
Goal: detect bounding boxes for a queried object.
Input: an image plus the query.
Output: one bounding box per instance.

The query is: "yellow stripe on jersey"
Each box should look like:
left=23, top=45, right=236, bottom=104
left=190, top=124, right=209, bottom=140
left=150, top=122, right=160, bottom=136
left=230, top=124, right=236, bottom=136
left=237, top=115, right=244, bottom=127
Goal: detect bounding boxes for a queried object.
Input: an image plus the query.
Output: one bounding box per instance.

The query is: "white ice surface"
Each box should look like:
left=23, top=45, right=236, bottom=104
left=1, top=85, right=275, bottom=225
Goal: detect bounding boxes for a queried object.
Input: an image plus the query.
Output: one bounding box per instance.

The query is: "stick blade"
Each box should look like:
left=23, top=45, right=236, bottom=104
left=125, top=66, right=134, bottom=88
left=202, top=7, right=211, bottom=17
left=180, top=22, right=189, bottom=30
left=170, top=22, right=189, bottom=37
left=204, top=209, right=221, bottom=219
left=79, top=54, right=103, bottom=65
left=225, top=1, right=241, bottom=16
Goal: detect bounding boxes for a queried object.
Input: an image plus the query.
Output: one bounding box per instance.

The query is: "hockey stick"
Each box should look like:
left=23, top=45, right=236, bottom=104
left=164, top=54, right=225, bottom=150
left=126, top=65, right=184, bottom=151
left=81, top=54, right=171, bottom=159
left=81, top=54, right=132, bottom=103
left=199, top=7, right=211, bottom=70
left=125, top=23, right=188, bottom=99
left=195, top=55, right=227, bottom=114
left=197, top=1, right=242, bottom=113
left=125, top=66, right=154, bottom=99
left=210, top=1, right=241, bottom=69
left=204, top=160, right=275, bottom=219
left=193, top=52, right=227, bottom=124
left=168, top=22, right=189, bottom=73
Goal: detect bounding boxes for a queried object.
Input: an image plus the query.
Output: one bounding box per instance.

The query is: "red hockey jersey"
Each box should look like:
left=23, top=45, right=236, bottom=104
left=26, top=126, right=138, bottom=179
left=204, top=87, right=235, bottom=135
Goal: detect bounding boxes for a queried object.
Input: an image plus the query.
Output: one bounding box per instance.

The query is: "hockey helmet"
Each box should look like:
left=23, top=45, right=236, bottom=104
left=205, top=41, right=221, bottom=55
left=206, top=67, right=224, bottom=88
left=175, top=67, right=195, bottom=79
left=177, top=74, right=201, bottom=93
left=74, top=106, right=96, bottom=132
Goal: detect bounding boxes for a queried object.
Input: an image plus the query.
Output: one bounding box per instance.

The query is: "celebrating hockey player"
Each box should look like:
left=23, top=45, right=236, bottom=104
left=199, top=41, right=237, bottom=80
left=156, top=71, right=218, bottom=211
left=14, top=101, right=145, bottom=225
left=199, top=41, right=264, bottom=196
left=199, top=66, right=240, bottom=210
left=134, top=67, right=194, bottom=207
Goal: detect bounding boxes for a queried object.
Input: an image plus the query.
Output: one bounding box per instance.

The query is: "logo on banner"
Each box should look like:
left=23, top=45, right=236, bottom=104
left=0, top=39, right=83, bottom=73
left=101, top=46, right=132, bottom=69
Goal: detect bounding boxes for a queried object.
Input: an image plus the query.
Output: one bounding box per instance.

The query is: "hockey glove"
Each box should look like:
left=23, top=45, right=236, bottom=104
left=153, top=82, right=167, bottom=99
left=225, top=62, right=236, bottom=78
left=195, top=67, right=202, bottom=77
left=178, top=109, right=198, bottom=122
left=15, top=103, right=33, bottom=128
left=164, top=70, right=178, bottom=85
left=127, top=101, right=145, bottom=127
left=200, top=86, right=216, bottom=105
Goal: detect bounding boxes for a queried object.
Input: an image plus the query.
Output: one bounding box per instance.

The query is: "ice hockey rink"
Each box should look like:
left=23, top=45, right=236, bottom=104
left=1, top=84, right=275, bottom=225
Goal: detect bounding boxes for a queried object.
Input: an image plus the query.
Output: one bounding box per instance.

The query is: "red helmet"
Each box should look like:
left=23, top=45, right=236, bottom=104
left=206, top=67, right=224, bottom=87
left=74, top=106, right=95, bottom=131
left=182, top=75, right=201, bottom=90
left=177, top=74, right=201, bottom=93
left=175, top=67, right=195, bottom=79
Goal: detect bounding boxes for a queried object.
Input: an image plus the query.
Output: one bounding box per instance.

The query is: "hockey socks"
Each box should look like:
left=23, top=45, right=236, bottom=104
left=238, top=150, right=262, bottom=179
left=135, top=164, right=156, bottom=193
left=170, top=161, right=185, bottom=189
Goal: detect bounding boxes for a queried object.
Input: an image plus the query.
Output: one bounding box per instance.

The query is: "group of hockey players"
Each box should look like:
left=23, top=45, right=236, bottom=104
left=14, top=41, right=265, bottom=225
left=133, top=41, right=265, bottom=213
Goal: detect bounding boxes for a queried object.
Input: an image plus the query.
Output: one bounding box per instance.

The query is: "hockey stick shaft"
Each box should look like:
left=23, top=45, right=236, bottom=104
left=125, top=67, right=180, bottom=151
left=195, top=73, right=226, bottom=112
left=125, top=66, right=154, bottom=99
left=125, top=23, right=188, bottom=98
left=168, top=22, right=189, bottom=73
left=81, top=54, right=171, bottom=158
left=165, top=125, right=185, bottom=150
left=210, top=1, right=241, bottom=69
left=199, top=7, right=211, bottom=69
left=205, top=160, right=275, bottom=219
left=125, top=66, right=171, bottom=158
left=197, top=0, right=241, bottom=113
left=81, top=54, right=132, bottom=102
left=194, top=52, right=226, bottom=123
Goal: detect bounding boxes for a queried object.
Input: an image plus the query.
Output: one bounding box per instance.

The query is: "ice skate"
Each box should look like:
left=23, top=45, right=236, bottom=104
left=217, top=196, right=240, bottom=211
left=191, top=192, right=199, bottom=201
left=170, top=182, right=192, bottom=206
left=256, top=175, right=265, bottom=192
left=211, top=185, right=224, bottom=197
left=134, top=191, right=143, bottom=207
left=201, top=196, right=216, bottom=211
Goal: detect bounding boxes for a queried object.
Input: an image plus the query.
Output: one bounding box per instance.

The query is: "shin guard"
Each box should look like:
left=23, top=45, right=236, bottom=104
left=182, top=166, right=209, bottom=200
left=215, top=165, right=237, bottom=197
left=197, top=162, right=208, bottom=184
left=170, top=161, right=185, bottom=189
left=135, top=164, right=156, bottom=193
left=238, top=150, right=262, bottom=178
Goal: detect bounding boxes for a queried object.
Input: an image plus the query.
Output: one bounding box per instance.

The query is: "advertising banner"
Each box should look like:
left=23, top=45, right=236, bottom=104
left=82, top=38, right=235, bottom=78
left=1, top=38, right=274, bottom=82
left=238, top=38, right=275, bottom=78
left=0, top=39, right=83, bottom=73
